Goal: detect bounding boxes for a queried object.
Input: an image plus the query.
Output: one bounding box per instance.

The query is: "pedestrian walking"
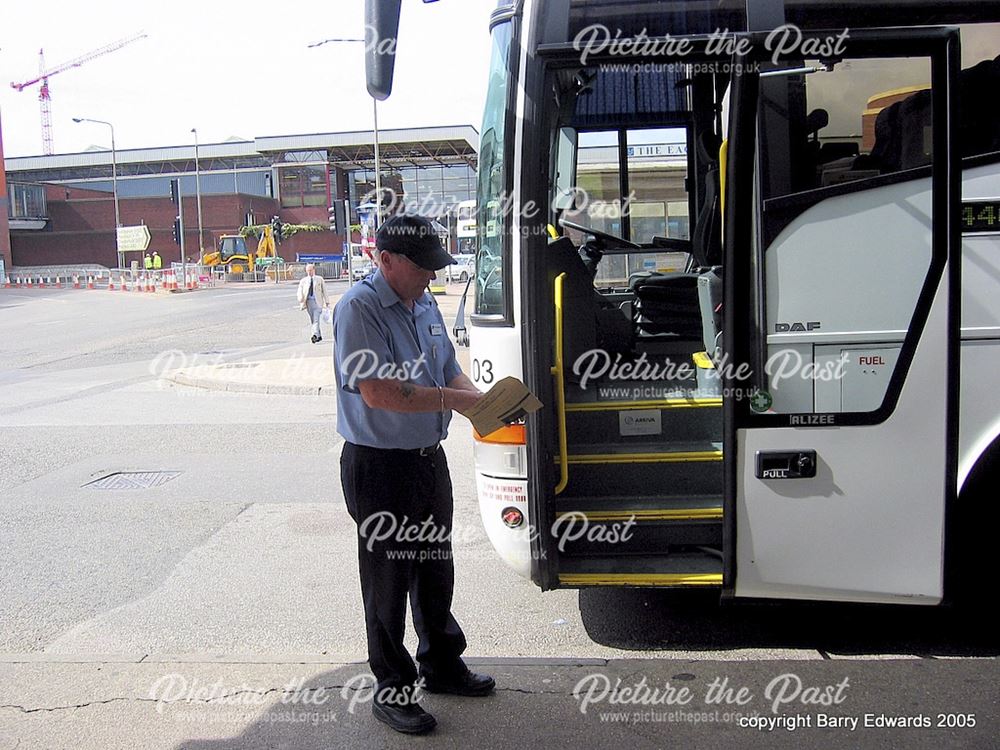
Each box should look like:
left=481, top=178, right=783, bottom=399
left=333, top=214, right=492, bottom=736
left=296, top=263, right=329, bottom=343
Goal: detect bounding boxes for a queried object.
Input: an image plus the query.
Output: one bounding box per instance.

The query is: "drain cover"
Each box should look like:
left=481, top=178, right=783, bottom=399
left=86, top=471, right=182, bottom=490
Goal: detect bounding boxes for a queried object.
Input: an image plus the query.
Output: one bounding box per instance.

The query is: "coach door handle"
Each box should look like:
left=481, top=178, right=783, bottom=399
left=755, top=451, right=817, bottom=479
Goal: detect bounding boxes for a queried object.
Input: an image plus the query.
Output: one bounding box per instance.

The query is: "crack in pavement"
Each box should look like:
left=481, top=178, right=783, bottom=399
left=0, top=682, right=369, bottom=715
left=0, top=698, right=156, bottom=714
left=495, top=686, right=574, bottom=696
left=0, top=682, right=576, bottom=715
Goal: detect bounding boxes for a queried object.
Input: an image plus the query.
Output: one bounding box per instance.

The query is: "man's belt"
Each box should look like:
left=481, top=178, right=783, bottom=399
left=348, top=442, right=440, bottom=457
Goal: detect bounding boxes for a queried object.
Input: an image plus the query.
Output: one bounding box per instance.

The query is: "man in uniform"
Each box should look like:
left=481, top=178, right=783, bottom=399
left=333, top=214, right=492, bottom=735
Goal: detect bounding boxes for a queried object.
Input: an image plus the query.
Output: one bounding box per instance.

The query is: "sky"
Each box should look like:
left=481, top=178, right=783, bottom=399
left=0, top=0, right=495, bottom=158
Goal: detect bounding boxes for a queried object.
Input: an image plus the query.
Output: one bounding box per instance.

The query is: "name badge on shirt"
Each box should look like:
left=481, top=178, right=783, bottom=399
left=430, top=324, right=443, bottom=336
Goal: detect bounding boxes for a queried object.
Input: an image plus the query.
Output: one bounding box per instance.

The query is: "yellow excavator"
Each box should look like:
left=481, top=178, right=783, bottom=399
left=202, top=224, right=281, bottom=274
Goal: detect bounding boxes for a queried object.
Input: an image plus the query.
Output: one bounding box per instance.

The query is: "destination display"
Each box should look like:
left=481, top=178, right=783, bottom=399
left=962, top=201, right=1000, bottom=233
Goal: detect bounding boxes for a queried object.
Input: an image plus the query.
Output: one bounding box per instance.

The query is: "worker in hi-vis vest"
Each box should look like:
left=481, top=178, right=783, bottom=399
left=152, top=251, right=162, bottom=271
left=144, top=253, right=152, bottom=270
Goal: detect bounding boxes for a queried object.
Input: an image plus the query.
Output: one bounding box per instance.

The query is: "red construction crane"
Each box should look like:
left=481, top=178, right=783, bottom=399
left=10, top=31, right=148, bottom=155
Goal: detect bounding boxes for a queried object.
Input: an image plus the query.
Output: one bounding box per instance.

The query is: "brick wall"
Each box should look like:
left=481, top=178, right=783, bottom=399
left=0, top=115, right=11, bottom=272
left=10, top=191, right=351, bottom=268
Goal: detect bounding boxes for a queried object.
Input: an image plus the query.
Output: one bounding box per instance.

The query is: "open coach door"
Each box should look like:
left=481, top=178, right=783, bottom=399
left=722, top=28, right=961, bottom=604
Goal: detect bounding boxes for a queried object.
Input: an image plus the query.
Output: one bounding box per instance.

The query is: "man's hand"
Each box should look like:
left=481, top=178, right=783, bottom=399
left=446, top=387, right=483, bottom=414
left=448, top=373, right=481, bottom=394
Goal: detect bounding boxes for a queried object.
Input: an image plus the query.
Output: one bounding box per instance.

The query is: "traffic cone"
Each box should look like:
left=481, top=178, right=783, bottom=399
left=108, top=275, right=116, bottom=291
left=38, top=277, right=46, bottom=289
left=87, top=276, right=95, bottom=290
left=121, top=275, right=128, bottom=292
left=3, top=276, right=10, bottom=289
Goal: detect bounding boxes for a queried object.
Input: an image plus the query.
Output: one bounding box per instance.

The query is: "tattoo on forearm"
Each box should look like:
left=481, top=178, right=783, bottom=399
left=400, top=382, right=415, bottom=400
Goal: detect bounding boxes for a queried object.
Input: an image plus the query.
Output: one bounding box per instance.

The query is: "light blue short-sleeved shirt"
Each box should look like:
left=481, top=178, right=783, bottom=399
left=332, top=269, right=462, bottom=449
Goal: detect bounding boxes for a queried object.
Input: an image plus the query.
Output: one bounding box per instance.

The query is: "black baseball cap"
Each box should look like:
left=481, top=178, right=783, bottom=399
left=375, top=214, right=457, bottom=271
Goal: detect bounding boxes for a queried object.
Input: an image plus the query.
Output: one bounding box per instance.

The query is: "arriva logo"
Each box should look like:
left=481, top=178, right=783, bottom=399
left=624, top=415, right=657, bottom=425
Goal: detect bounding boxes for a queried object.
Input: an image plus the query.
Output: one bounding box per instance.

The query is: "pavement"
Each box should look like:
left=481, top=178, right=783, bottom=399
left=162, top=354, right=338, bottom=396
left=3, top=655, right=997, bottom=749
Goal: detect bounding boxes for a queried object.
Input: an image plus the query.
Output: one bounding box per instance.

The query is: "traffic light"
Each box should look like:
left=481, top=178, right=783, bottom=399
left=172, top=217, right=182, bottom=246
left=271, top=216, right=283, bottom=243
left=169, top=179, right=180, bottom=205
left=329, top=200, right=348, bottom=233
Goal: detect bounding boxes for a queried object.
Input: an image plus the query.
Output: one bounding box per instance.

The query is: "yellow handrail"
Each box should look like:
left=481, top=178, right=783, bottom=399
left=550, top=272, right=569, bottom=495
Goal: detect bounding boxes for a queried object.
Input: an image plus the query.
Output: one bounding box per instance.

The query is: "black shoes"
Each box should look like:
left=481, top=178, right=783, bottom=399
left=370, top=671, right=495, bottom=734
left=372, top=698, right=437, bottom=735
left=310, top=334, right=322, bottom=343
left=420, top=669, right=496, bottom=697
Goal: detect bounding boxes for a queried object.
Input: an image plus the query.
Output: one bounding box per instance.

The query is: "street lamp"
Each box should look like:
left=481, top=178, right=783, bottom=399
left=191, top=128, right=205, bottom=258
left=73, top=116, right=121, bottom=268
left=307, top=37, right=383, bottom=228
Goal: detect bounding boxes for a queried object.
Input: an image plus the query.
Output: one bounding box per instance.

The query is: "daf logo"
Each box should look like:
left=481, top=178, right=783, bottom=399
left=775, top=321, right=821, bottom=332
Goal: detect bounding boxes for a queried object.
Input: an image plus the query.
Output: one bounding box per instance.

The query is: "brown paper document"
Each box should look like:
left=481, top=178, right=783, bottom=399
left=458, top=376, right=542, bottom=437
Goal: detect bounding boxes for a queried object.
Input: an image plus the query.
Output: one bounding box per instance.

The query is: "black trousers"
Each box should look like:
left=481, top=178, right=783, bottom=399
left=340, top=442, right=468, bottom=692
